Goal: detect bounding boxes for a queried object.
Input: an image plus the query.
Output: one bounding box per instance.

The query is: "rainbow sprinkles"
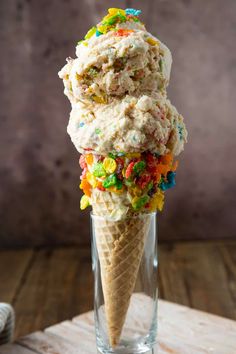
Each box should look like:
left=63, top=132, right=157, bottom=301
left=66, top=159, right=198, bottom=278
left=79, top=8, right=143, bottom=45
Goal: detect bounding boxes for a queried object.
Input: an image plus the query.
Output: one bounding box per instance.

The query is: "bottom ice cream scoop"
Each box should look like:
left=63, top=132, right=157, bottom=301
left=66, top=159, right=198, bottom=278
left=67, top=94, right=187, bottom=156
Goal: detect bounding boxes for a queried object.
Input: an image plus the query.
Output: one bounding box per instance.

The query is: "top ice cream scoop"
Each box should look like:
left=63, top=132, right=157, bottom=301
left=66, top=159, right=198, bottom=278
left=59, top=8, right=172, bottom=103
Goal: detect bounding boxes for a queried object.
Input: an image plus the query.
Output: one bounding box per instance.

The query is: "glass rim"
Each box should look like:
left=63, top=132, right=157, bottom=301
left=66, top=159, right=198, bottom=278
left=90, top=211, right=157, bottom=221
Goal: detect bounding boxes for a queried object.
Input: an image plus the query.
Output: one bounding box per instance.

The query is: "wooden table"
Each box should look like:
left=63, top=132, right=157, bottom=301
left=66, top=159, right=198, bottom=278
left=0, top=241, right=236, bottom=341
left=1, top=296, right=236, bottom=354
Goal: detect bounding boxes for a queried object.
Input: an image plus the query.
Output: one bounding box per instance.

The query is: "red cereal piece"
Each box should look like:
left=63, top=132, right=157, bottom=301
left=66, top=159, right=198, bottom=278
left=114, top=29, right=134, bottom=37
left=97, top=181, right=106, bottom=191
left=125, top=161, right=135, bottom=179
left=79, top=155, right=87, bottom=169
left=137, top=173, right=151, bottom=189
left=80, top=167, right=88, bottom=180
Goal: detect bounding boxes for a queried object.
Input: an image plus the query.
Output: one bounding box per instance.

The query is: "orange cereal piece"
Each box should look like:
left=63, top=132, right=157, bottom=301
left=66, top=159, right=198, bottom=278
left=156, top=164, right=170, bottom=176
left=161, top=153, right=173, bottom=165
left=80, top=179, right=91, bottom=197
left=85, top=153, right=94, bottom=165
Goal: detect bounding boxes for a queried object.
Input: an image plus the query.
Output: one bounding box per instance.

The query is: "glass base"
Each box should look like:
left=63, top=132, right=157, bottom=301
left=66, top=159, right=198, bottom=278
left=97, top=350, right=157, bottom=354
left=97, top=337, right=157, bottom=354
left=97, top=346, right=157, bottom=354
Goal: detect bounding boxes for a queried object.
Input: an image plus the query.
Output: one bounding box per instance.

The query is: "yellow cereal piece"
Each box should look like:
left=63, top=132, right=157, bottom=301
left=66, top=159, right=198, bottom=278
left=132, top=187, right=143, bottom=196
left=146, top=37, right=159, bottom=46
left=85, top=154, right=94, bottom=165
left=108, top=186, right=124, bottom=194
left=150, top=190, right=164, bottom=211
left=76, top=73, right=82, bottom=81
left=108, top=8, right=126, bottom=16
left=86, top=172, right=98, bottom=188
left=92, top=95, right=106, bottom=104
left=103, top=157, right=117, bottom=173
left=126, top=152, right=141, bottom=159
left=80, top=195, right=90, bottom=210
left=97, top=25, right=109, bottom=34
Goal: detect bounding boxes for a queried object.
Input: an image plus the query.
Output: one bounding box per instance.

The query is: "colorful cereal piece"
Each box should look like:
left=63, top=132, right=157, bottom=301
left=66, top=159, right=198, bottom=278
left=161, top=153, right=173, bottom=165
left=92, top=95, right=106, bottom=104
left=156, top=164, right=170, bottom=176
left=102, top=173, right=118, bottom=188
left=125, top=8, right=141, bottom=16
left=114, top=29, right=134, bottom=37
left=131, top=195, right=149, bottom=211
left=80, top=179, right=91, bottom=197
left=86, top=172, right=98, bottom=188
left=125, top=161, right=135, bottom=178
left=96, top=30, right=103, bottom=37
left=103, top=157, right=117, bottom=174
left=108, top=8, right=126, bottom=16
left=85, top=154, right=94, bottom=165
left=159, top=171, right=176, bottom=191
left=85, top=26, right=96, bottom=40
left=80, top=168, right=87, bottom=180
left=115, top=179, right=123, bottom=190
left=80, top=195, right=90, bottom=210
left=126, top=152, right=141, bottom=159
left=132, top=186, right=143, bottom=196
left=96, top=181, right=106, bottom=192
left=137, top=173, right=151, bottom=189
left=109, top=183, right=123, bottom=194
left=133, top=161, right=146, bottom=175
left=146, top=37, right=158, bottom=46
left=149, top=190, right=164, bottom=211
left=92, top=163, right=106, bottom=177
left=79, top=155, right=87, bottom=169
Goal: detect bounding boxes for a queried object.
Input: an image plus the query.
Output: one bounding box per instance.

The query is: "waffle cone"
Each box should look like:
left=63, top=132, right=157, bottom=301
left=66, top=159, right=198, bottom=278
left=92, top=190, right=150, bottom=347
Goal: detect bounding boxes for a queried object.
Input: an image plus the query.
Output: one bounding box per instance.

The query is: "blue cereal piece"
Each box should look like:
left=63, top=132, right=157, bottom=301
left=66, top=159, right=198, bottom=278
left=125, top=8, right=142, bottom=16
left=160, top=171, right=176, bottom=191
left=96, top=30, right=103, bottom=37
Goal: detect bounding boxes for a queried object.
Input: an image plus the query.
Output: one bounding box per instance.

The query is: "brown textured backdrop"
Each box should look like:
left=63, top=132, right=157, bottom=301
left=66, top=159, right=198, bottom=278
left=0, top=0, right=235, bottom=247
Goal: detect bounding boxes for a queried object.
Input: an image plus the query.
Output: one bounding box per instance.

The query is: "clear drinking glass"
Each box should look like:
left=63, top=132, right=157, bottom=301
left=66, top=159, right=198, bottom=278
left=91, top=212, right=158, bottom=354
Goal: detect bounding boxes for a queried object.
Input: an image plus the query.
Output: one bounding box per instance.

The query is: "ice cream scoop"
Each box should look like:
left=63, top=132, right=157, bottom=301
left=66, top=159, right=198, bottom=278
left=59, top=10, right=172, bottom=104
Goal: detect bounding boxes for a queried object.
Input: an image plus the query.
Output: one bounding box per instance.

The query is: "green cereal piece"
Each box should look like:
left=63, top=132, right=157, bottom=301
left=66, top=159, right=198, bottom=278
left=92, top=163, right=106, bottom=177
left=116, top=179, right=123, bottom=190
left=85, top=26, right=96, bottom=40
left=102, top=174, right=118, bottom=188
left=132, top=195, right=150, bottom=211
left=133, top=161, right=146, bottom=175
left=147, top=181, right=154, bottom=191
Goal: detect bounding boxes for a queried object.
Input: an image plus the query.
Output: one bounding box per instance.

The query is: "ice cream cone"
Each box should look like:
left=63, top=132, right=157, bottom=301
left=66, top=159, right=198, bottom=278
left=92, top=190, right=150, bottom=347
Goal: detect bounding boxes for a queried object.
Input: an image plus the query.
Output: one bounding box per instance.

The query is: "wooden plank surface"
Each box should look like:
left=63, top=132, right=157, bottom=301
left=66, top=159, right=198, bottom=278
left=16, top=331, right=81, bottom=354
left=5, top=296, right=235, bottom=354
left=0, top=242, right=235, bottom=341
left=159, top=241, right=236, bottom=319
left=0, top=343, right=36, bottom=354
left=13, top=248, right=93, bottom=338
left=0, top=250, right=33, bottom=303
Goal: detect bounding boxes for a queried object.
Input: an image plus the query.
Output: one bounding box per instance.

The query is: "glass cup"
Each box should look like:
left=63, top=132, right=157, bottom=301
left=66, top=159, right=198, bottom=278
left=91, top=212, right=158, bottom=354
